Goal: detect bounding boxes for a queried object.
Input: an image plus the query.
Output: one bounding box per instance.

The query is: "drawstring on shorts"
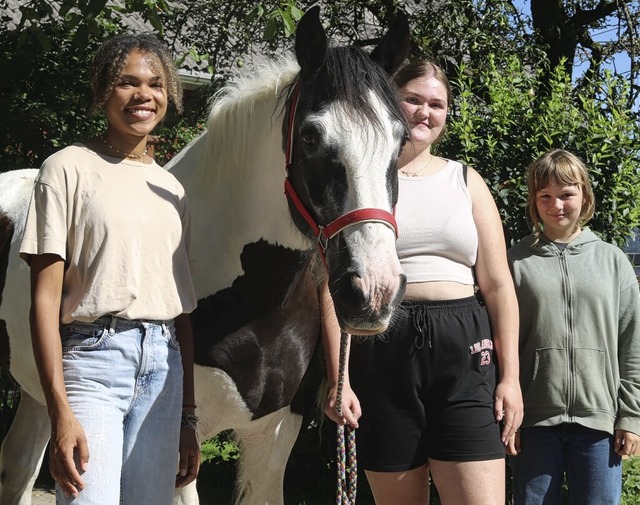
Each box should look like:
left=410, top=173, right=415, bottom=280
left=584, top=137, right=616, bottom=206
left=411, top=304, right=432, bottom=349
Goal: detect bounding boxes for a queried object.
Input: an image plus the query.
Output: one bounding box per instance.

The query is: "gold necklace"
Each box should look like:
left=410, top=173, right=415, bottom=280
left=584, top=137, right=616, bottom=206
left=398, top=154, right=435, bottom=177
left=101, top=137, right=148, bottom=160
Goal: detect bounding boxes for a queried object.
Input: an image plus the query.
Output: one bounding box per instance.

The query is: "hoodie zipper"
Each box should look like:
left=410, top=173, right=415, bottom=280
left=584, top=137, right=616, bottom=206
left=558, top=247, right=575, bottom=420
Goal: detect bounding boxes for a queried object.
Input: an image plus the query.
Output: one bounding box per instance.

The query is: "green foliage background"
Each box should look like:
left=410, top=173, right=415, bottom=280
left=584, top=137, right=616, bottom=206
left=2, top=0, right=638, bottom=244
left=441, top=54, right=640, bottom=246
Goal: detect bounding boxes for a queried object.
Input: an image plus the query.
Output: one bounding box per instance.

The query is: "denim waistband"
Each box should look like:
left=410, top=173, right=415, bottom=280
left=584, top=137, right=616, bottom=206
left=65, top=316, right=173, bottom=331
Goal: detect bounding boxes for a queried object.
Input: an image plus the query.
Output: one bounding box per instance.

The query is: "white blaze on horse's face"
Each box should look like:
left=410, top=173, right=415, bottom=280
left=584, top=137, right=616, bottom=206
left=289, top=5, right=411, bottom=334
left=307, top=91, right=407, bottom=334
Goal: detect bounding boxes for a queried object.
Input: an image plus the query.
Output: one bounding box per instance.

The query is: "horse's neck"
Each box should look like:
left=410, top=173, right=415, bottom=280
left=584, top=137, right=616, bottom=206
left=167, top=95, right=309, bottom=298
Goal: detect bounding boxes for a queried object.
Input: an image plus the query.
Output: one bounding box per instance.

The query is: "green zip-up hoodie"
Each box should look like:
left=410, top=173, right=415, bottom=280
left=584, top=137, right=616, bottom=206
left=508, top=228, right=640, bottom=435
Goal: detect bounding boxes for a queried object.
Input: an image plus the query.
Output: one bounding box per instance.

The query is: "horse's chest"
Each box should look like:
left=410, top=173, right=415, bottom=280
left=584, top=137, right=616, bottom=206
left=191, top=240, right=320, bottom=417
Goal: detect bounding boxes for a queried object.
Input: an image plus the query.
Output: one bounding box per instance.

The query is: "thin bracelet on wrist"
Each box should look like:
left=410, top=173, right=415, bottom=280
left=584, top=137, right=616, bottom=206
left=181, top=410, right=199, bottom=430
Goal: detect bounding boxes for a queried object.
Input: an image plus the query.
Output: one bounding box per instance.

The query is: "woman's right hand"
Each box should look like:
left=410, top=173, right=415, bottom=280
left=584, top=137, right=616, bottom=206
left=324, top=384, right=361, bottom=428
left=49, top=412, right=89, bottom=498
left=505, top=430, right=521, bottom=456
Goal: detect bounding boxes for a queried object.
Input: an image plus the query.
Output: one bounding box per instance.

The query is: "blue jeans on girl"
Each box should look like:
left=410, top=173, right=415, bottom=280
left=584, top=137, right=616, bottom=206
left=510, top=423, right=622, bottom=505
left=57, top=316, right=183, bottom=505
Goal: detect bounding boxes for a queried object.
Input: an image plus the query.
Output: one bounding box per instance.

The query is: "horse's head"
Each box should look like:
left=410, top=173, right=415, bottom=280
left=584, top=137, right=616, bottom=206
left=283, top=7, right=409, bottom=335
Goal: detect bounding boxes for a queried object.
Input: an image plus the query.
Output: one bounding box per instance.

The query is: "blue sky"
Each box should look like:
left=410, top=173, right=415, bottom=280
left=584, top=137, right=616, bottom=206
left=512, top=0, right=639, bottom=254
left=512, top=0, right=631, bottom=79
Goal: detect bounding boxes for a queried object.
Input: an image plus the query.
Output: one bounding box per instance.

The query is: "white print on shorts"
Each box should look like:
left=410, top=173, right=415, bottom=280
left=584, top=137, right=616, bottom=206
left=469, top=339, right=493, bottom=366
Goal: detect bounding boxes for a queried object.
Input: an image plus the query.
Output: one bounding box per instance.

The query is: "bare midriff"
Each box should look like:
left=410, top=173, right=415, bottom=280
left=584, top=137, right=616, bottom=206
left=404, top=281, right=475, bottom=301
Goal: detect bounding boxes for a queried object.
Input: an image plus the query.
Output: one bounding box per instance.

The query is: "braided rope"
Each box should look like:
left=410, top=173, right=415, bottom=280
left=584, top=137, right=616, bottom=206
left=335, top=331, right=357, bottom=505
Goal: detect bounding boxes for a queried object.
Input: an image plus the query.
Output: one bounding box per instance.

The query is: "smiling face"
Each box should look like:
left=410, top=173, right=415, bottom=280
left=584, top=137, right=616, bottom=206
left=103, top=49, right=168, bottom=143
left=399, top=75, right=448, bottom=149
left=526, top=149, right=595, bottom=243
left=536, top=183, right=585, bottom=242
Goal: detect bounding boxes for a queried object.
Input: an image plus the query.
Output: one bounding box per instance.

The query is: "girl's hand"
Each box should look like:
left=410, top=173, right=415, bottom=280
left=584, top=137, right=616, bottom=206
left=324, top=385, right=361, bottom=428
left=506, top=430, right=521, bottom=456
left=176, top=426, right=201, bottom=488
left=49, top=413, right=89, bottom=498
left=615, top=429, right=640, bottom=456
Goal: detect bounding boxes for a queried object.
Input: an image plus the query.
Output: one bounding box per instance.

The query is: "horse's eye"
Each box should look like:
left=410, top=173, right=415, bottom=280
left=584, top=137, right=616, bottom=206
left=299, top=124, right=321, bottom=151
left=301, top=133, right=316, bottom=146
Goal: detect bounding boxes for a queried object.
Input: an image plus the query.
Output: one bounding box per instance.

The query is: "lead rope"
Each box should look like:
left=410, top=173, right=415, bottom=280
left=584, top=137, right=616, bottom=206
left=335, top=330, right=357, bottom=505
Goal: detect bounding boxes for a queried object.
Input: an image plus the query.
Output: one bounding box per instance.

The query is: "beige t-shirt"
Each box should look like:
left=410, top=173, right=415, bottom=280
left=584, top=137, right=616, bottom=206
left=20, top=144, right=197, bottom=324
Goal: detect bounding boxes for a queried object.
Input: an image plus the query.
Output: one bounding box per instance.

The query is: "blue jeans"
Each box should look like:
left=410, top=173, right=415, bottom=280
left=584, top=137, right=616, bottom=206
left=56, top=316, right=183, bottom=505
left=509, top=423, right=622, bottom=505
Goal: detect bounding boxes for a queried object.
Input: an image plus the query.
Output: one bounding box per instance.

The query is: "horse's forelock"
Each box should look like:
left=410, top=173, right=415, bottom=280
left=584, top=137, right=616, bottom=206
left=316, top=46, right=408, bottom=137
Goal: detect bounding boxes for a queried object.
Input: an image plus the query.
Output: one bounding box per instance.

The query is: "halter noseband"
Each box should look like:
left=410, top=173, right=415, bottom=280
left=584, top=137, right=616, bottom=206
left=283, top=82, right=398, bottom=255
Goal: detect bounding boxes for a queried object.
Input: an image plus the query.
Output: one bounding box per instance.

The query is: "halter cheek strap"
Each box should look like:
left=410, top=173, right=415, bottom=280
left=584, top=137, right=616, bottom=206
left=283, top=82, right=398, bottom=255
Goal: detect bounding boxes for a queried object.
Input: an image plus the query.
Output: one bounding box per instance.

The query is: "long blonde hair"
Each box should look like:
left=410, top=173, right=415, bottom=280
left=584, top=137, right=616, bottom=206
left=526, top=149, right=595, bottom=241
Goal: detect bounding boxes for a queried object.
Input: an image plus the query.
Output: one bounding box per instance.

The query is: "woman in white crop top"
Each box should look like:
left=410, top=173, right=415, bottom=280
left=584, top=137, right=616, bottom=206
left=322, top=59, right=523, bottom=505
left=20, top=34, right=200, bottom=504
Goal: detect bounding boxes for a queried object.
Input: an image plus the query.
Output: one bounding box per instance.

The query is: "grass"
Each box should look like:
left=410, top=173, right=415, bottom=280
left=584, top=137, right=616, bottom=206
left=622, top=457, right=640, bottom=505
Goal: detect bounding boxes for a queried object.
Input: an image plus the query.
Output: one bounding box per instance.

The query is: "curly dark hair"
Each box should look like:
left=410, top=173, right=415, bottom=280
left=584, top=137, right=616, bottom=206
left=90, top=33, right=183, bottom=114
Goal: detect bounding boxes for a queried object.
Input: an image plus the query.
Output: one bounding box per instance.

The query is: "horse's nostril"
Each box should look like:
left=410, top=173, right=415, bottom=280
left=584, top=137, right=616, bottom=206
left=349, top=273, right=369, bottom=300
left=332, top=273, right=369, bottom=315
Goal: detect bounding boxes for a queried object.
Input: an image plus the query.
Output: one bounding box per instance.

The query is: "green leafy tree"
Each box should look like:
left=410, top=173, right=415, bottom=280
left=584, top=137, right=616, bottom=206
left=0, top=23, right=107, bottom=169
left=442, top=53, right=640, bottom=246
left=157, top=0, right=639, bottom=105
left=0, top=0, right=172, bottom=169
left=531, top=0, right=640, bottom=108
left=158, top=0, right=304, bottom=79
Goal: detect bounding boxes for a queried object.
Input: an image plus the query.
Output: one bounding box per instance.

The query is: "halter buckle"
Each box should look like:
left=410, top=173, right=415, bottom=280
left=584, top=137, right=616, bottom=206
left=317, top=227, right=329, bottom=253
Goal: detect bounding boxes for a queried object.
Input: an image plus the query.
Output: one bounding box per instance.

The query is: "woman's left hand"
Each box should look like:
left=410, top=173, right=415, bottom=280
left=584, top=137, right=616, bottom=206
left=176, top=427, right=201, bottom=488
left=615, top=429, right=640, bottom=456
left=494, top=377, right=523, bottom=446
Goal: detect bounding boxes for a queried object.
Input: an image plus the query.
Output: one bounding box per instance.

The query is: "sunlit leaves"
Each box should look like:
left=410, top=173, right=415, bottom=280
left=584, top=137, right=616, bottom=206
left=442, top=54, right=640, bottom=246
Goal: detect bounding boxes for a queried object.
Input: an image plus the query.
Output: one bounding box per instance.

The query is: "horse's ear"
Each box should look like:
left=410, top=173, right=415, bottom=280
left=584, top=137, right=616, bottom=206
left=295, top=6, right=328, bottom=75
left=370, top=11, right=411, bottom=75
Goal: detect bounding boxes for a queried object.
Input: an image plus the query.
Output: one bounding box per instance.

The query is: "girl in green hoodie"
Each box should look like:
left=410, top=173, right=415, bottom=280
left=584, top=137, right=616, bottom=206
left=507, top=149, right=640, bottom=505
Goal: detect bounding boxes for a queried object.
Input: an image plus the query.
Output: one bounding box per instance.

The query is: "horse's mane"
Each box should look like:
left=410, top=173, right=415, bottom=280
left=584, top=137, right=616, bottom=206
left=182, top=46, right=408, bottom=187
left=197, top=56, right=299, bottom=185
left=208, top=56, right=300, bottom=124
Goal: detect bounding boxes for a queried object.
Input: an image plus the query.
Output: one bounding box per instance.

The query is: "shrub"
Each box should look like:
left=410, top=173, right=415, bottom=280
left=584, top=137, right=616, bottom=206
left=441, top=54, right=640, bottom=246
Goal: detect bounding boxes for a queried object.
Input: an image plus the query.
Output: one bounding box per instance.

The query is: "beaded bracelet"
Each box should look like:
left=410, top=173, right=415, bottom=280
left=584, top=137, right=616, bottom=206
left=181, top=409, right=199, bottom=430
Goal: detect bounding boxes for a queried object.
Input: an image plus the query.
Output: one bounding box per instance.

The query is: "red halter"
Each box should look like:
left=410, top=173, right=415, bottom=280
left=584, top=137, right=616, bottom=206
left=283, top=82, right=398, bottom=254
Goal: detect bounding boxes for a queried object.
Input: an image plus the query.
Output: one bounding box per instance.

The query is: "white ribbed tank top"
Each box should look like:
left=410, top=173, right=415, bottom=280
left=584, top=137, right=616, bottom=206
left=396, top=160, right=478, bottom=284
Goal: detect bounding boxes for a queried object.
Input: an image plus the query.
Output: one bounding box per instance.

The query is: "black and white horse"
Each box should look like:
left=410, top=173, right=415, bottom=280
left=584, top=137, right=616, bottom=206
left=0, top=7, right=409, bottom=504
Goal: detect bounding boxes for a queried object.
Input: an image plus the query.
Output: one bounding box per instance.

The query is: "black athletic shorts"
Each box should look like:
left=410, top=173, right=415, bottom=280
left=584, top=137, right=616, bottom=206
left=349, top=296, right=505, bottom=472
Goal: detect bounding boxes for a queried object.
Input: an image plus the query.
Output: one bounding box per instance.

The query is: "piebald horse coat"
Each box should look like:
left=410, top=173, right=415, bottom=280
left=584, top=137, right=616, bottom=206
left=0, top=7, right=410, bottom=504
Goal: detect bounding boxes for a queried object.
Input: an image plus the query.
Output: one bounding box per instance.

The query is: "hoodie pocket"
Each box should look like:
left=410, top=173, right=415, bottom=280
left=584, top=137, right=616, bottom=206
left=573, top=347, right=611, bottom=414
left=525, top=347, right=568, bottom=410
